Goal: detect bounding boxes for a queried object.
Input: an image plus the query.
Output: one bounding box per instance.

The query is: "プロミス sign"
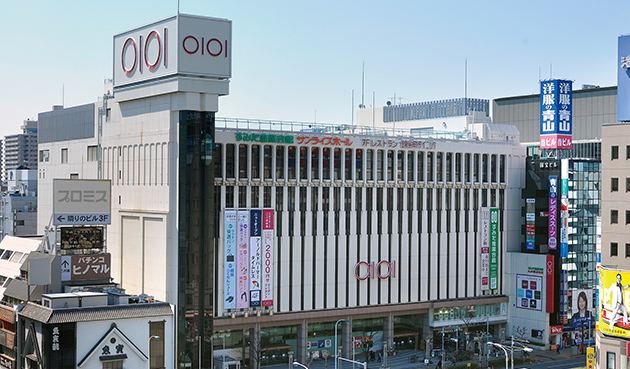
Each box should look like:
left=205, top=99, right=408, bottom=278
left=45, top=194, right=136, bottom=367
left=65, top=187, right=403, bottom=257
left=53, top=179, right=111, bottom=226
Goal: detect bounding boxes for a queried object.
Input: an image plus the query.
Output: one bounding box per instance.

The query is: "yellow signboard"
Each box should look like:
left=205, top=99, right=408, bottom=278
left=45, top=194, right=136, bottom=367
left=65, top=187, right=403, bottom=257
left=586, top=347, right=594, bottom=369
left=599, top=267, right=630, bottom=337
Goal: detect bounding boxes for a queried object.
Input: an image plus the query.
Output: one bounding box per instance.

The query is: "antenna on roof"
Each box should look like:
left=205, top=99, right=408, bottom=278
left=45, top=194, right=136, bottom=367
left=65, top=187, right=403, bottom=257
left=361, top=61, right=365, bottom=110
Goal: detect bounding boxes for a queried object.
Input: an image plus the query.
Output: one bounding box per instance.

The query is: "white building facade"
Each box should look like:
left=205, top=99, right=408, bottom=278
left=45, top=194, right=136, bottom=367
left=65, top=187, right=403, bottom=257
left=34, top=12, right=531, bottom=369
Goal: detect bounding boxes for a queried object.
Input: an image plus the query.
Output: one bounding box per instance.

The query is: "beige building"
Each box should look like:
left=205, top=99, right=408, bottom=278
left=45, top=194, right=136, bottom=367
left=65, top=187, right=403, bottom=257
left=597, top=122, right=630, bottom=369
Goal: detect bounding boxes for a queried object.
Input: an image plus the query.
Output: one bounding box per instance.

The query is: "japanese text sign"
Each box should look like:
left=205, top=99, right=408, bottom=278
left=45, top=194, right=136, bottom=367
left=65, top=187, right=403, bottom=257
left=53, top=179, right=111, bottom=225
left=540, top=79, right=572, bottom=149
left=61, top=254, right=111, bottom=281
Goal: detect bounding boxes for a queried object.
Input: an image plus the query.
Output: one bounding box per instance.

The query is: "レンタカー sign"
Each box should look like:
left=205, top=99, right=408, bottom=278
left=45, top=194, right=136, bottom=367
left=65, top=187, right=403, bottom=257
left=53, top=179, right=111, bottom=226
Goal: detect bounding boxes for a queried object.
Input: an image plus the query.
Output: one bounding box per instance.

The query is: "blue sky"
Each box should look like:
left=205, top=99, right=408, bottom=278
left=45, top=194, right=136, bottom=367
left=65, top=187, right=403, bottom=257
left=0, top=0, right=627, bottom=138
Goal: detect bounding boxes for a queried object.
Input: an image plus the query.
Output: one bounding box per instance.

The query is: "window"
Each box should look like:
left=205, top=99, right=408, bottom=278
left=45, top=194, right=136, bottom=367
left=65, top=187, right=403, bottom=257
left=612, top=145, right=619, bottom=160
left=39, top=150, right=50, bottom=162
left=102, top=360, right=124, bottom=369
left=214, top=144, right=223, bottom=179
left=612, top=178, right=619, bottom=192
left=627, top=178, right=630, bottom=192
left=356, top=149, right=363, bottom=181
left=263, top=145, right=272, bottom=180
left=627, top=145, right=630, bottom=159
left=251, top=145, right=260, bottom=179
left=627, top=210, right=630, bottom=225
left=626, top=243, right=630, bottom=258
left=607, top=352, right=615, bottom=369
left=238, top=144, right=248, bottom=179
left=311, top=147, right=320, bottom=180
left=612, top=210, right=619, bottom=224
left=334, top=148, right=341, bottom=180
left=149, top=322, right=165, bottom=368
left=276, top=146, right=285, bottom=180
left=287, top=146, right=296, bottom=180
left=70, top=173, right=79, bottom=179
left=366, top=150, right=373, bottom=181
left=611, top=242, right=619, bottom=257
left=226, top=144, right=235, bottom=179
left=87, top=146, right=98, bottom=162
left=9, top=251, right=23, bottom=263
left=299, top=147, right=307, bottom=180
left=61, top=148, right=68, bottom=163
left=436, top=152, right=443, bottom=182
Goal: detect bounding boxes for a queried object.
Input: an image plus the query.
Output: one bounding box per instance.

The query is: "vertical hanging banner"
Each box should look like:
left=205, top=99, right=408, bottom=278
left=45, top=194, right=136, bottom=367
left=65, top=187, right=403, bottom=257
left=546, top=255, right=555, bottom=313
left=236, top=212, right=250, bottom=308
left=224, top=211, right=237, bottom=309
left=480, top=208, right=490, bottom=290
left=548, top=176, right=558, bottom=250
left=261, top=209, right=275, bottom=307
left=489, top=208, right=499, bottom=290
left=560, top=270, right=569, bottom=324
left=249, top=210, right=262, bottom=307
left=560, top=160, right=569, bottom=257
left=540, top=79, right=573, bottom=149
left=526, top=199, right=536, bottom=251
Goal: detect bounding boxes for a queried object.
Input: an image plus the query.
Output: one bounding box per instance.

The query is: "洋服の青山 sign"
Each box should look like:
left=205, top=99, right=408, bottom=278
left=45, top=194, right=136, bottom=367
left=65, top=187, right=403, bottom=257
left=354, top=260, right=396, bottom=280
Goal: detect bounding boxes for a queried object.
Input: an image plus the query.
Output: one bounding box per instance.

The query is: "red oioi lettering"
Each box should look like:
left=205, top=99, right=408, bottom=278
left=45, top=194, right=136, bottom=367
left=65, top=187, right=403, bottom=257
left=182, top=35, right=228, bottom=57
left=354, top=260, right=396, bottom=280
left=121, top=27, right=168, bottom=76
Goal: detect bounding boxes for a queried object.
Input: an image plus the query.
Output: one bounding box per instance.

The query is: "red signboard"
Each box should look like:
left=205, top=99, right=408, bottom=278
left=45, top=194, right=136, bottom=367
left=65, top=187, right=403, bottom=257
left=550, top=325, right=563, bottom=335
left=546, top=255, right=555, bottom=313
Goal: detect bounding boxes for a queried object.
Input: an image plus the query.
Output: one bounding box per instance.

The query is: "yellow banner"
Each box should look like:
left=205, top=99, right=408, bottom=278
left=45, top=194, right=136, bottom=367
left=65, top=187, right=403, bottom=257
left=599, top=267, right=630, bottom=337
left=586, top=347, right=594, bottom=369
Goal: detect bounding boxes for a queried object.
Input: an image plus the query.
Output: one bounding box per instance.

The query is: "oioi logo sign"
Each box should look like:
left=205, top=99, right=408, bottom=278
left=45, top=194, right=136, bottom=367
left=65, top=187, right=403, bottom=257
left=354, top=260, right=397, bottom=280
left=120, top=28, right=167, bottom=76
left=114, top=14, right=232, bottom=87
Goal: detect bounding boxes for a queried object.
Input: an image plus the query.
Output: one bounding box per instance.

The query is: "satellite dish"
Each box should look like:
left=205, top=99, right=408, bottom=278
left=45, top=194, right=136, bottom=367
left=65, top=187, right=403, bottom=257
left=386, top=101, right=392, bottom=106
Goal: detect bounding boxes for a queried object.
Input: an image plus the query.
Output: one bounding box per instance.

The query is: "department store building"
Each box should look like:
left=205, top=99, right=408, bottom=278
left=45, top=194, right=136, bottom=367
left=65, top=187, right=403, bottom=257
left=34, top=13, right=527, bottom=369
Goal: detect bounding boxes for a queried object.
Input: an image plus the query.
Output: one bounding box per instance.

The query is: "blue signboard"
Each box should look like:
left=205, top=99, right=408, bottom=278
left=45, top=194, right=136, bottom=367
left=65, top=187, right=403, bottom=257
left=540, top=79, right=573, bottom=149
left=618, top=35, right=630, bottom=121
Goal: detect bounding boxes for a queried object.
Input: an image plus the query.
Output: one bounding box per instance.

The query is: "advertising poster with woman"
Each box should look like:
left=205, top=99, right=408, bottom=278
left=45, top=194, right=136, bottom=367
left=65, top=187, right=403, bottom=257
left=599, top=267, right=630, bottom=337
left=571, top=289, right=593, bottom=327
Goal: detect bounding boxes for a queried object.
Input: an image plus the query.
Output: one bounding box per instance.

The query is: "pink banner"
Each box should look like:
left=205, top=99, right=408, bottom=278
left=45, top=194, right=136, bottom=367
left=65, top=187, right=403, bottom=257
left=262, top=209, right=274, bottom=306
left=236, top=212, right=250, bottom=308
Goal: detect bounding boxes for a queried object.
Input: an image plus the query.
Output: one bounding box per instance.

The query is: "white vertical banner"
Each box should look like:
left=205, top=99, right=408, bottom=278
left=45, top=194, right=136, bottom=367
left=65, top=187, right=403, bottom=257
left=262, top=209, right=274, bottom=307
left=236, top=211, right=250, bottom=309
left=224, top=211, right=237, bottom=309
left=480, top=207, right=490, bottom=290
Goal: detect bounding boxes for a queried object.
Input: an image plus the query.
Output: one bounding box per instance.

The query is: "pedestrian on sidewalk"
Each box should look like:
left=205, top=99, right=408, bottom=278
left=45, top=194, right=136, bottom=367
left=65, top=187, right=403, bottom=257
left=556, top=345, right=560, bottom=354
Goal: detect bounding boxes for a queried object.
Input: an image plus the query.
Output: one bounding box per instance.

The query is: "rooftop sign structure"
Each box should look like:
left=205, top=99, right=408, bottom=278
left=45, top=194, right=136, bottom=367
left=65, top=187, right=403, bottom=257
left=113, top=14, right=232, bottom=89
